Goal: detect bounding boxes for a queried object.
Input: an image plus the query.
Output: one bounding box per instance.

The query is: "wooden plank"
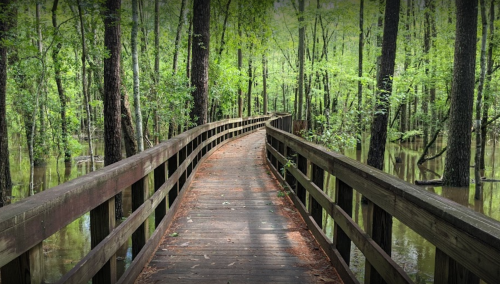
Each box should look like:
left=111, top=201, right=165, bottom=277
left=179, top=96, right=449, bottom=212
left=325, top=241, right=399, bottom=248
left=334, top=178, right=353, bottom=266
left=136, top=130, right=342, bottom=284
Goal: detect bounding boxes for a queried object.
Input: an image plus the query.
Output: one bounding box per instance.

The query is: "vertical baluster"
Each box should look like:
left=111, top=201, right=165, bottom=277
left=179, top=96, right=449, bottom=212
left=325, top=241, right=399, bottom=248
left=310, top=163, right=324, bottom=228
left=1, top=242, right=44, bottom=284
left=434, top=248, right=479, bottom=284
left=297, top=155, right=307, bottom=204
left=334, top=179, right=353, bottom=265
left=90, top=198, right=116, bottom=284
left=132, top=176, right=148, bottom=259
left=168, top=153, right=178, bottom=206
left=154, top=163, right=166, bottom=227
left=285, top=147, right=297, bottom=193
left=364, top=201, right=392, bottom=284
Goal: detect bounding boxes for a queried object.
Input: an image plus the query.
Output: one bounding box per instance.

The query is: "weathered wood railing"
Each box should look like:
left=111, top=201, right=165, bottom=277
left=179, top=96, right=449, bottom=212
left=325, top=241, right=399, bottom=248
left=0, top=115, right=271, bottom=284
left=266, top=115, right=500, bottom=284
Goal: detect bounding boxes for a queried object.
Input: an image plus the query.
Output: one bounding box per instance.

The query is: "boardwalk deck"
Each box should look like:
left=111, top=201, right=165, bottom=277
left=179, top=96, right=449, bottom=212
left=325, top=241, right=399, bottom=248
left=136, top=130, right=342, bottom=284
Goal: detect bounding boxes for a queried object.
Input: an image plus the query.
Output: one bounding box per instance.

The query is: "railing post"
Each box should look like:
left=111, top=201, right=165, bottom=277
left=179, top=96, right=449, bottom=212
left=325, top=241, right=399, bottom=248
left=132, top=176, right=149, bottom=259
left=434, top=248, right=479, bottom=284
left=334, top=179, right=353, bottom=265
left=168, top=153, right=178, bottom=206
left=154, top=163, right=167, bottom=228
left=90, top=198, right=116, bottom=284
left=1, top=242, right=44, bottom=284
left=310, top=163, right=324, bottom=228
left=364, top=201, right=392, bottom=284
left=296, top=154, right=307, bottom=204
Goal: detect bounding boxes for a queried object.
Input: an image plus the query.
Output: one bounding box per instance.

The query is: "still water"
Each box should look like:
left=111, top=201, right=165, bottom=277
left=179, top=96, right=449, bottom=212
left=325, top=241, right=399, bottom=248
left=7, top=136, right=500, bottom=283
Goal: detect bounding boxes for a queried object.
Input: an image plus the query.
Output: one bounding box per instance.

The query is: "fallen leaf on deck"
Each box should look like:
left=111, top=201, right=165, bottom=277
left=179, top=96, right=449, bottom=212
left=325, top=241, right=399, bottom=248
left=227, top=262, right=235, bottom=266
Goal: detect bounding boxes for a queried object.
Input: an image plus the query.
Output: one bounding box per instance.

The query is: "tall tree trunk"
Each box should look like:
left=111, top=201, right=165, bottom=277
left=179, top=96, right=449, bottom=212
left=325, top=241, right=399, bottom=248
left=172, top=0, right=186, bottom=74
left=218, top=0, right=232, bottom=58
left=190, top=0, right=211, bottom=126
left=365, top=1, right=400, bottom=283
left=102, top=0, right=122, bottom=219
left=77, top=0, right=95, bottom=172
left=52, top=0, right=71, bottom=163
left=0, top=0, right=12, bottom=208
left=186, top=14, right=192, bottom=80
left=262, top=53, right=267, bottom=115
left=246, top=43, right=253, bottom=117
left=237, top=3, right=243, bottom=117
left=475, top=0, right=487, bottom=199
left=297, top=0, right=305, bottom=120
left=357, top=0, right=364, bottom=150
left=442, top=0, right=478, bottom=187
left=153, top=0, right=160, bottom=144
left=481, top=0, right=495, bottom=170
left=132, top=0, right=144, bottom=152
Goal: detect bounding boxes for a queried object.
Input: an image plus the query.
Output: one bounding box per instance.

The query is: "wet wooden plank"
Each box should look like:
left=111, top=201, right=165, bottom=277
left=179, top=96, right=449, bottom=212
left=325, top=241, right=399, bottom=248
left=136, top=130, right=342, bottom=283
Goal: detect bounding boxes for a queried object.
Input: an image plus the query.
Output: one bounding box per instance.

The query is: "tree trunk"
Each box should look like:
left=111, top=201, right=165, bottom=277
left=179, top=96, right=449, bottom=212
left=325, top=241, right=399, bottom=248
left=132, top=0, right=144, bottom=152
left=121, top=88, right=138, bottom=157
left=77, top=0, right=95, bottom=172
left=367, top=0, right=400, bottom=170
left=190, top=0, right=210, bottom=126
left=102, top=0, right=123, bottom=217
left=480, top=0, right=495, bottom=170
left=365, top=2, right=400, bottom=283
left=246, top=42, right=253, bottom=117
left=262, top=53, right=267, bottom=115
left=172, top=0, right=186, bottom=74
left=475, top=0, right=487, bottom=199
left=0, top=0, right=12, bottom=208
left=297, top=0, right=305, bottom=120
left=153, top=0, right=160, bottom=144
left=357, top=0, right=364, bottom=150
left=442, top=0, right=478, bottom=187
left=52, top=0, right=71, bottom=163
left=237, top=4, right=243, bottom=117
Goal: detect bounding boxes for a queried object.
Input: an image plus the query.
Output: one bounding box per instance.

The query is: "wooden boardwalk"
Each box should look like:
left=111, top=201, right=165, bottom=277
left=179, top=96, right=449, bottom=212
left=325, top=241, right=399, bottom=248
left=136, top=130, right=341, bottom=284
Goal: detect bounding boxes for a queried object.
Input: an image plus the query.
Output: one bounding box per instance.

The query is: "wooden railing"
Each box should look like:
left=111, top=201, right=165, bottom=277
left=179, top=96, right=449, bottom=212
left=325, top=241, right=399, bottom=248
left=266, top=115, right=500, bottom=284
left=0, top=115, right=271, bottom=284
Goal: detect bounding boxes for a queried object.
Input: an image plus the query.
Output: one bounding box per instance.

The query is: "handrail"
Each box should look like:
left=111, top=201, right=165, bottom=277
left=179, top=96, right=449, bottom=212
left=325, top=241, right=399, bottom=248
left=0, top=115, right=273, bottom=284
left=266, top=116, right=500, bottom=284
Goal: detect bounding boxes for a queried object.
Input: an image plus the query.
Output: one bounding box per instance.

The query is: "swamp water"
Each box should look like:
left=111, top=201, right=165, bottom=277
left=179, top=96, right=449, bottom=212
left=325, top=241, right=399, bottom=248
left=7, top=136, right=500, bottom=283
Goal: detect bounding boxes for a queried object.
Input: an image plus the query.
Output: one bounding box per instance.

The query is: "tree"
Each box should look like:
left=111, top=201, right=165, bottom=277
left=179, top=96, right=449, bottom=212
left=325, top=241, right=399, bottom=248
left=52, top=0, right=71, bottom=163
left=365, top=0, right=400, bottom=283
left=297, top=0, right=305, bottom=120
left=190, top=0, right=211, bottom=126
left=357, top=0, right=364, bottom=150
left=367, top=0, right=401, bottom=170
left=132, top=0, right=144, bottom=152
left=442, top=0, right=478, bottom=187
left=0, top=0, right=12, bottom=208
left=102, top=0, right=122, bottom=214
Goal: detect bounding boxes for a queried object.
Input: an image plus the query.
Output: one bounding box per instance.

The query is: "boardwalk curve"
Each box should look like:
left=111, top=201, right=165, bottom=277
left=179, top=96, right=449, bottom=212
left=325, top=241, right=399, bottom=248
left=136, top=129, right=341, bottom=283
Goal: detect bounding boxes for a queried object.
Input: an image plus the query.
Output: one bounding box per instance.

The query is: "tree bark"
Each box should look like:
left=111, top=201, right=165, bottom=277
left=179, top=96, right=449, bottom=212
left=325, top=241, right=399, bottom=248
left=475, top=0, right=488, bottom=199
left=262, top=53, right=267, bottom=115
left=480, top=0, right=495, bottom=170
left=132, top=0, right=144, bottom=152
left=102, top=0, right=122, bottom=215
left=237, top=3, right=243, bottom=117
left=190, top=0, right=210, bottom=126
left=365, top=2, right=400, bottom=283
left=77, top=0, right=95, bottom=172
left=297, top=0, right=305, bottom=120
left=0, top=0, right=12, bottom=208
left=246, top=42, right=253, bottom=117
left=172, top=0, right=186, bottom=74
left=153, top=0, right=160, bottom=144
left=442, top=0, right=478, bottom=187
left=52, top=0, right=71, bottom=163
left=367, top=0, right=400, bottom=170
left=357, top=0, right=364, bottom=150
